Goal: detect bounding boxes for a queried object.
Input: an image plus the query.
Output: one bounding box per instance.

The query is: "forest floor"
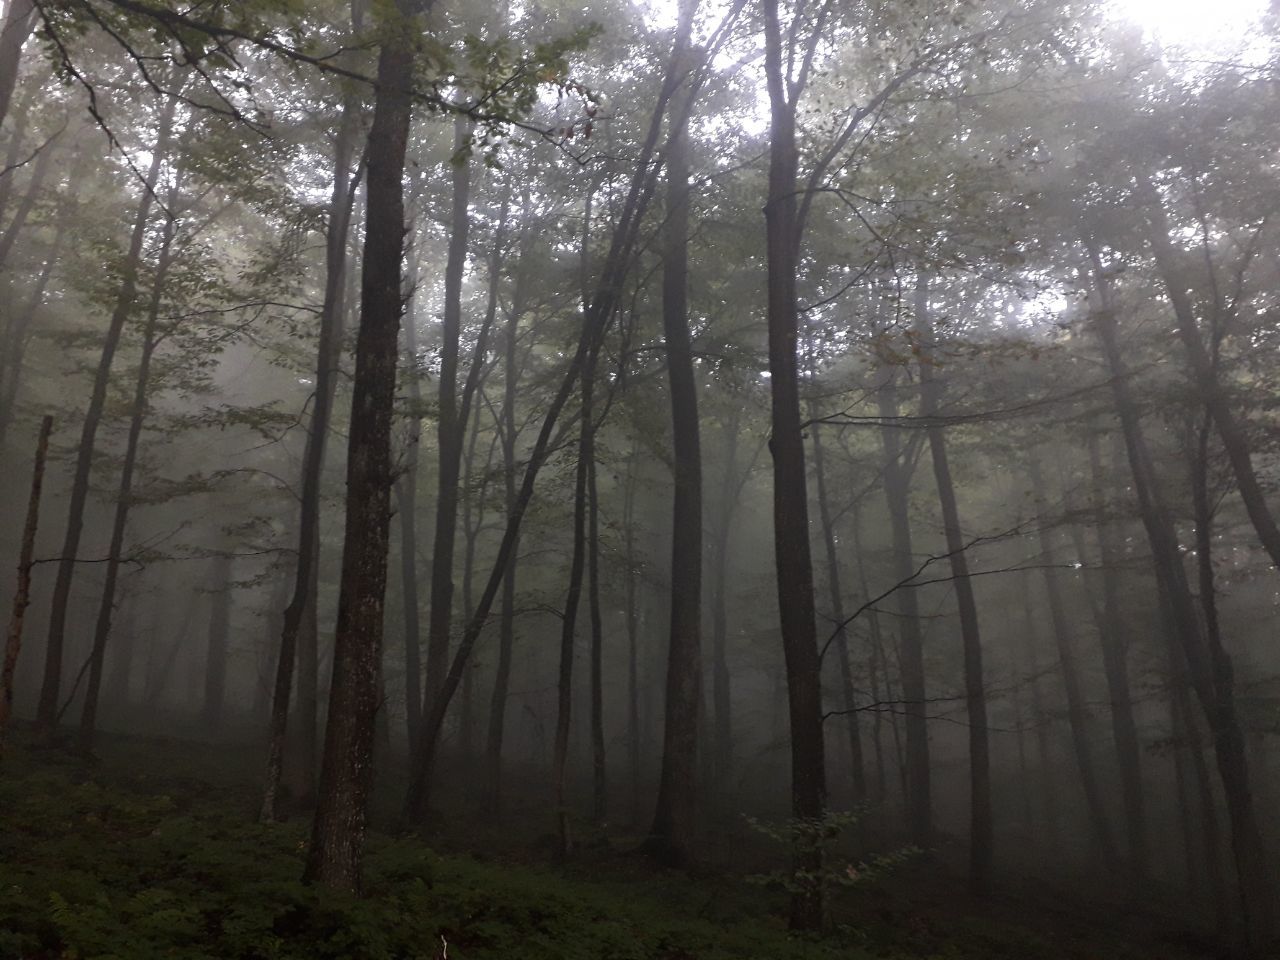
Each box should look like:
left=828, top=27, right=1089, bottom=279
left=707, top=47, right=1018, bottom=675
left=0, top=730, right=1230, bottom=960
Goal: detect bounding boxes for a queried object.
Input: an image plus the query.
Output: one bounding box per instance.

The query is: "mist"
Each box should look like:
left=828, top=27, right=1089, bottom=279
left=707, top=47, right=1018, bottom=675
left=1, top=0, right=1278, bottom=957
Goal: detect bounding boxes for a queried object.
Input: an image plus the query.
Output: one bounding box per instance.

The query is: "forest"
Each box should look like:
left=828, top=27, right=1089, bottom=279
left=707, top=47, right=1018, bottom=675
left=1, top=0, right=1278, bottom=956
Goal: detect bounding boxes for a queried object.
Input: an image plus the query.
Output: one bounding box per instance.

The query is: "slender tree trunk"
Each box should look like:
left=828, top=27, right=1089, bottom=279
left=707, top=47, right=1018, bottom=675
left=397, top=285, right=424, bottom=753
left=400, top=26, right=691, bottom=821
left=1083, top=428, right=1146, bottom=881
left=77, top=205, right=178, bottom=753
left=1028, top=454, right=1120, bottom=868
left=261, top=16, right=362, bottom=816
left=1086, top=249, right=1273, bottom=944
left=422, top=115, right=474, bottom=726
left=1019, top=569, right=1059, bottom=852
left=810, top=422, right=864, bottom=805
left=913, top=276, right=991, bottom=891
left=35, top=97, right=176, bottom=739
left=763, top=0, right=826, bottom=926
left=303, top=0, right=426, bottom=892
left=646, top=42, right=702, bottom=863
left=709, top=412, right=740, bottom=802
left=0, top=413, right=51, bottom=745
left=0, top=0, right=35, bottom=134
left=480, top=201, right=529, bottom=814
left=849, top=501, right=889, bottom=811
left=554, top=375, right=593, bottom=858
left=622, top=443, right=643, bottom=822
left=203, top=553, right=233, bottom=732
left=876, top=374, right=931, bottom=845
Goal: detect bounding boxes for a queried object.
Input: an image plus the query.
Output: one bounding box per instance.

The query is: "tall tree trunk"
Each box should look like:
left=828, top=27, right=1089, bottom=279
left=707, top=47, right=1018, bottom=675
left=708, top=410, right=741, bottom=802
left=261, top=9, right=363, bottom=816
left=35, top=97, right=176, bottom=739
left=1086, top=249, right=1274, bottom=945
left=77, top=203, right=179, bottom=753
left=646, top=40, right=702, bottom=864
left=401, top=22, right=692, bottom=821
left=0, top=0, right=35, bottom=134
left=422, top=114, right=474, bottom=725
left=876, top=372, right=931, bottom=845
left=763, top=0, right=826, bottom=927
left=849, top=501, right=889, bottom=811
left=1028, top=454, right=1120, bottom=868
left=303, top=0, right=426, bottom=892
left=397, top=279, right=424, bottom=752
left=914, top=275, right=991, bottom=891
left=480, top=196, right=529, bottom=814
left=0, top=413, right=51, bottom=745
left=1019, top=568, right=1059, bottom=852
left=554, top=374, right=593, bottom=858
left=587, top=448, right=607, bottom=822
left=1082, top=428, right=1146, bottom=882
left=810, top=422, right=864, bottom=806
left=203, top=553, right=233, bottom=731
left=622, top=442, right=643, bottom=823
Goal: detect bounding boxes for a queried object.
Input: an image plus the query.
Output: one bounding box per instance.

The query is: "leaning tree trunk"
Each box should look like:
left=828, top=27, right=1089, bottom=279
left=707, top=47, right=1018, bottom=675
left=1086, top=247, right=1274, bottom=945
left=914, top=275, right=991, bottom=891
left=0, top=125, right=55, bottom=271
left=763, top=0, right=826, bottom=927
left=77, top=204, right=179, bottom=754
left=35, top=97, right=176, bottom=739
left=303, top=0, right=426, bottom=893
left=0, top=413, right=52, bottom=746
left=645, top=32, right=703, bottom=865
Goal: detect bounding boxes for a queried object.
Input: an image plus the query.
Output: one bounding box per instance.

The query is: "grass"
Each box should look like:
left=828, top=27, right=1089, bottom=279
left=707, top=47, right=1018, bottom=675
left=0, top=734, right=1213, bottom=960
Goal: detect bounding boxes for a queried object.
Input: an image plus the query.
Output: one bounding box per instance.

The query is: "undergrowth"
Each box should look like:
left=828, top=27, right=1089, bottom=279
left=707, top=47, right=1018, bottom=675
left=0, top=741, right=1204, bottom=959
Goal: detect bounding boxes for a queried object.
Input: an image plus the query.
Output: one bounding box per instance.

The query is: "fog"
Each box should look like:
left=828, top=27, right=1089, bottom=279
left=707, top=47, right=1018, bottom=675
left=1, top=0, right=1278, bottom=957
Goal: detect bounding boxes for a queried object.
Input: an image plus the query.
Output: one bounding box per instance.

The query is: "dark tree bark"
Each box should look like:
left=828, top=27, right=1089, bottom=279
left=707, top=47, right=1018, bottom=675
left=35, top=96, right=176, bottom=739
left=261, top=5, right=363, bottom=816
left=645, top=34, right=702, bottom=864
left=77, top=202, right=179, bottom=754
left=849, top=500, right=889, bottom=811
left=621, top=443, right=643, bottom=822
left=0, top=413, right=52, bottom=745
left=1028, top=454, right=1120, bottom=869
left=587, top=446, right=607, bottom=823
left=913, top=276, right=991, bottom=891
left=762, top=0, right=827, bottom=927
left=303, top=0, right=426, bottom=892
